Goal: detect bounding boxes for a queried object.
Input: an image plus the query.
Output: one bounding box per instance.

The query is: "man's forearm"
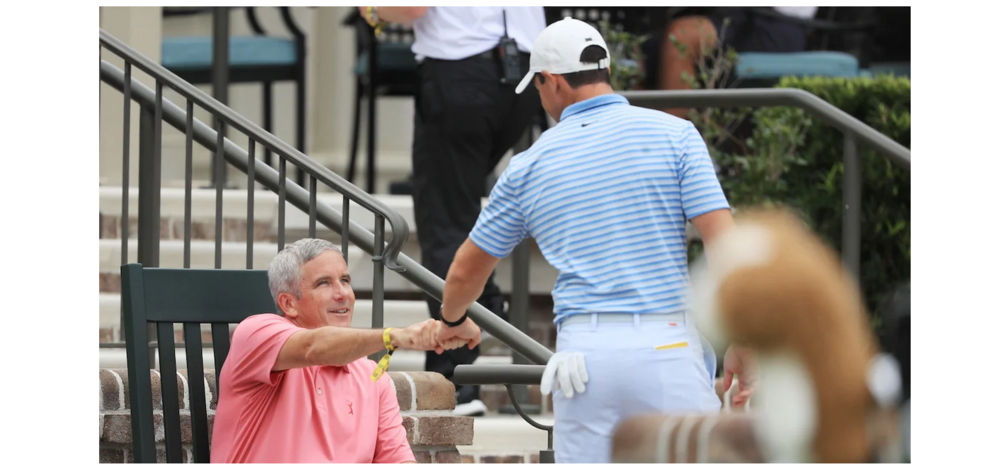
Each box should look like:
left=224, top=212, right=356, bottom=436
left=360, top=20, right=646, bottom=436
left=440, top=239, right=500, bottom=323
left=440, top=274, right=486, bottom=324
left=302, top=327, right=388, bottom=367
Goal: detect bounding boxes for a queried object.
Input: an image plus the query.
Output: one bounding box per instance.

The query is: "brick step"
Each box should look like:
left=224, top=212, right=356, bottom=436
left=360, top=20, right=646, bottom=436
left=100, top=186, right=676, bottom=297
left=100, top=185, right=702, bottom=242
left=99, top=213, right=274, bottom=243
left=99, top=186, right=427, bottom=237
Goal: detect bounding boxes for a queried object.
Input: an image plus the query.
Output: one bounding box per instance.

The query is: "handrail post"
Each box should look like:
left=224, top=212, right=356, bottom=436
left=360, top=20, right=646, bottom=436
left=137, top=106, right=160, bottom=368
left=843, top=134, right=861, bottom=279
left=370, top=215, right=386, bottom=362
left=210, top=7, right=230, bottom=188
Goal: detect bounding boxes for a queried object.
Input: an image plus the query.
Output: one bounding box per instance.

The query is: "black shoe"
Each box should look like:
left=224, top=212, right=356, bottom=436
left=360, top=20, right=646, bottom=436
left=389, top=179, right=413, bottom=195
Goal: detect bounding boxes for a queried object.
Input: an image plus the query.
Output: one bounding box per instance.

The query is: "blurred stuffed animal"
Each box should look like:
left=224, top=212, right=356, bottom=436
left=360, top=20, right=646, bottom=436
left=688, top=207, right=900, bottom=463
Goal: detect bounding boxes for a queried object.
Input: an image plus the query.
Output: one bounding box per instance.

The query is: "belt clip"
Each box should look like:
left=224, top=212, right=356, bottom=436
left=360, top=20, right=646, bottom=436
left=591, top=313, right=599, bottom=330
left=634, top=313, right=641, bottom=329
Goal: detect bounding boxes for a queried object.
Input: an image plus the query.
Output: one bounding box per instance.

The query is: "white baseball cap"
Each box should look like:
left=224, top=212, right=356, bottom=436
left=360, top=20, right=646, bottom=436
left=515, top=17, right=611, bottom=94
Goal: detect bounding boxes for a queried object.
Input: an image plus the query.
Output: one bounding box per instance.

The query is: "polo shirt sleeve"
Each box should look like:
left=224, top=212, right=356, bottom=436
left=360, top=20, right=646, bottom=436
left=677, top=121, right=731, bottom=220
left=469, top=167, right=528, bottom=258
left=372, top=375, right=416, bottom=463
left=224, top=314, right=305, bottom=391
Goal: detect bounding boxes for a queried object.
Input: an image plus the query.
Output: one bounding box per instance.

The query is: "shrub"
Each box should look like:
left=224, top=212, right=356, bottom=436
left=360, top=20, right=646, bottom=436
left=691, top=74, right=911, bottom=325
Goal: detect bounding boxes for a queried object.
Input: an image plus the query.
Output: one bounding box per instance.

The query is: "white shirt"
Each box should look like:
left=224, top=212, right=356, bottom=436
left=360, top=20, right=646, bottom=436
left=410, top=7, right=547, bottom=61
left=772, top=6, right=818, bottom=19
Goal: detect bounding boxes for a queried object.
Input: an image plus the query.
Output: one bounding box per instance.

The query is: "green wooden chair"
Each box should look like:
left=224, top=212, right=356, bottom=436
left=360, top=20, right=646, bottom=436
left=120, top=263, right=275, bottom=463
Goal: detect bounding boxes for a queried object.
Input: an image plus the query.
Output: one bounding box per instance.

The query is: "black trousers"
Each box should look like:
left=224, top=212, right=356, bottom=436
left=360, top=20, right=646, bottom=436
left=411, top=51, right=541, bottom=404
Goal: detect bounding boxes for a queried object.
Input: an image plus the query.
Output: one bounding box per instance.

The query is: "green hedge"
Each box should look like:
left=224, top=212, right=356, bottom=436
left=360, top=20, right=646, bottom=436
left=691, top=75, right=911, bottom=324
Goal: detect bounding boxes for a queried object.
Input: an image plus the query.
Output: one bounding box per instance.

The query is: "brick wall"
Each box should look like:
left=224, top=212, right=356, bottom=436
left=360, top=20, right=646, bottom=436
left=99, top=369, right=472, bottom=463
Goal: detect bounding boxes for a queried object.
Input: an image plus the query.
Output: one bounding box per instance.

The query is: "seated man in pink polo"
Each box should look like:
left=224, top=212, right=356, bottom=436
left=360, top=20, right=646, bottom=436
left=211, top=238, right=471, bottom=463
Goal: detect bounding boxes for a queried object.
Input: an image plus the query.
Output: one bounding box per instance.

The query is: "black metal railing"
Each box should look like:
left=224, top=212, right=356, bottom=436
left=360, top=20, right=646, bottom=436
left=621, top=88, right=910, bottom=278
left=99, top=29, right=552, bottom=367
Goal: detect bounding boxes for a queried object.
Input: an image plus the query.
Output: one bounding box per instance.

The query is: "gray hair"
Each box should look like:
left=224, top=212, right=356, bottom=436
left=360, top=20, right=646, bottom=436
left=267, top=238, right=342, bottom=315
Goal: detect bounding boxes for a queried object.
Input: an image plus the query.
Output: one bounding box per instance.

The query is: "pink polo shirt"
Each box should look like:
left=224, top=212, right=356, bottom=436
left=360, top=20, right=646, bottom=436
left=210, top=313, right=415, bottom=463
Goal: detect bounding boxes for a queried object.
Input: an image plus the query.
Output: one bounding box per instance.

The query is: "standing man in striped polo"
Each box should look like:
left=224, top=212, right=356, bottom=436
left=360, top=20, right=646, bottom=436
left=433, top=18, right=757, bottom=463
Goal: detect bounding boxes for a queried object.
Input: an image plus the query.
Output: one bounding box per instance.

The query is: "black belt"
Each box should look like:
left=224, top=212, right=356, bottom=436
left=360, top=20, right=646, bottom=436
left=425, top=48, right=529, bottom=63
left=472, top=48, right=497, bottom=60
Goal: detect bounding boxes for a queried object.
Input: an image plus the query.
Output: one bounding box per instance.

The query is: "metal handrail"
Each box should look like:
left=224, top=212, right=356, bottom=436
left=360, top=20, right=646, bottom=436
left=622, top=88, right=910, bottom=282
left=100, top=28, right=408, bottom=270
left=454, top=365, right=545, bottom=385
left=619, top=89, right=910, bottom=170
left=99, top=59, right=554, bottom=366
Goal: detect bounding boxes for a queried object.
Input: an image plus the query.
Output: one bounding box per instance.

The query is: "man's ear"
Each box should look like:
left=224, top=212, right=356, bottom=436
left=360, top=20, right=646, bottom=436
left=539, top=70, right=557, bottom=91
left=277, top=292, right=299, bottom=318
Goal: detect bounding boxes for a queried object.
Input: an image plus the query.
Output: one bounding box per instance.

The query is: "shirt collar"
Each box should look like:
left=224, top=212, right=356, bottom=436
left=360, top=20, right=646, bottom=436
left=328, top=362, right=351, bottom=374
left=560, top=94, right=629, bottom=121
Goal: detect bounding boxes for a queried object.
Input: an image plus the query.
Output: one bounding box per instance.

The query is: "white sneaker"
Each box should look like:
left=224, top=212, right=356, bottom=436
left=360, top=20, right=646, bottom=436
left=454, top=399, right=487, bottom=417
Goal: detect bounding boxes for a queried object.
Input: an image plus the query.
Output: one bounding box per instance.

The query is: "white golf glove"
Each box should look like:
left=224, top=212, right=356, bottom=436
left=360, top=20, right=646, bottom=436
left=540, top=351, right=589, bottom=399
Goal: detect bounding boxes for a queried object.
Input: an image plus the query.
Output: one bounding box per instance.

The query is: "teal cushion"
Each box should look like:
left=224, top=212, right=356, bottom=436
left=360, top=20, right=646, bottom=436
left=736, top=51, right=859, bottom=79
left=354, top=42, right=418, bottom=76
left=162, top=36, right=297, bottom=70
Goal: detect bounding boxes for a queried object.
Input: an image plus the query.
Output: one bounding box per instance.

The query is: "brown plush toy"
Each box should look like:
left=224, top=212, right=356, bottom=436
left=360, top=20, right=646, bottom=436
left=689, top=207, right=886, bottom=463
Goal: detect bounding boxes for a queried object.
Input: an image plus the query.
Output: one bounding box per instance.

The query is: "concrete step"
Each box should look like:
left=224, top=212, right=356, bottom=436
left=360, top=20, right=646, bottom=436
left=458, top=414, right=554, bottom=461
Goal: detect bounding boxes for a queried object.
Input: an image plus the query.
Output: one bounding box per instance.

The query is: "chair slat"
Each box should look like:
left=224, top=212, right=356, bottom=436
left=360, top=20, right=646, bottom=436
left=121, top=263, right=157, bottom=462
left=184, top=323, right=211, bottom=463
left=211, top=323, right=232, bottom=394
left=157, top=322, right=183, bottom=462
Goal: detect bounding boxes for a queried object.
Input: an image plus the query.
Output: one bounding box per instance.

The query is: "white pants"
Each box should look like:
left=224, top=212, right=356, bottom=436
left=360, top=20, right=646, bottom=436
left=552, top=313, right=722, bottom=463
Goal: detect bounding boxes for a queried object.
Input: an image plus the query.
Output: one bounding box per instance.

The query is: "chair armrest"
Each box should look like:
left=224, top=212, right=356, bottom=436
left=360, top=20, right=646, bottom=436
left=245, top=7, right=267, bottom=35
left=244, top=7, right=306, bottom=39
left=279, top=7, right=306, bottom=40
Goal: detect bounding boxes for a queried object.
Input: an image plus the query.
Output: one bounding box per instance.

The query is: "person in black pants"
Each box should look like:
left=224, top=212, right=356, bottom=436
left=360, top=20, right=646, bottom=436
left=359, top=6, right=546, bottom=416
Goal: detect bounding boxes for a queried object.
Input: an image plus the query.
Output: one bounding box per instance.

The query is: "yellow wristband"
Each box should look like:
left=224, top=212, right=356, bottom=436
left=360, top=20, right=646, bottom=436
left=364, top=6, right=386, bottom=36
left=383, top=327, right=395, bottom=352
left=371, top=328, right=395, bottom=381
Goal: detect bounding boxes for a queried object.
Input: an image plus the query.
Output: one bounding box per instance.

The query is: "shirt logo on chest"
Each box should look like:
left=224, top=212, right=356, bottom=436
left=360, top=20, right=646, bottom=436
left=348, top=401, right=354, bottom=415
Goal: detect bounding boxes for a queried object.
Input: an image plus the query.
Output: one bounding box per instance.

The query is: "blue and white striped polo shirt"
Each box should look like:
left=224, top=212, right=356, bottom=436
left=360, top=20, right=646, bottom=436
left=469, top=94, right=730, bottom=324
